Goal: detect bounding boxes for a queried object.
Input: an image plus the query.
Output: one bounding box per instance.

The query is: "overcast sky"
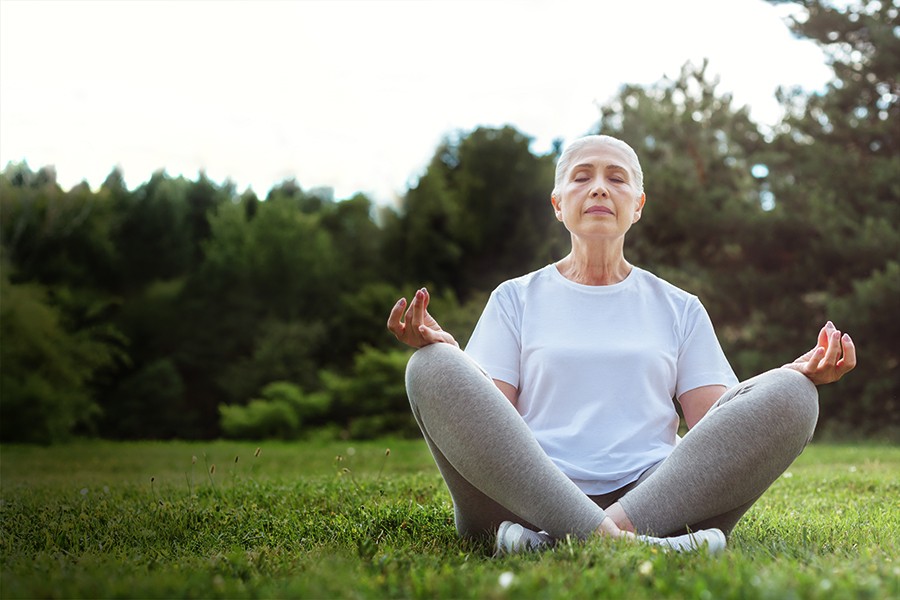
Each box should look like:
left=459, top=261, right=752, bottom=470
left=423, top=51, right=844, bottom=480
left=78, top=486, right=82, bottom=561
left=0, top=0, right=833, bottom=204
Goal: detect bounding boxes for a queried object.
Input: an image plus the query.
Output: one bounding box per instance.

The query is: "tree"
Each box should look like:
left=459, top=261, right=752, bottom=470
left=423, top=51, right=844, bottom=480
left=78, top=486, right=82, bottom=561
left=174, top=197, right=339, bottom=435
left=445, top=126, right=563, bottom=294
left=113, top=171, right=194, bottom=289
left=0, top=268, right=122, bottom=442
left=764, top=0, right=900, bottom=433
left=0, top=163, right=118, bottom=291
left=390, top=126, right=565, bottom=299
left=105, top=359, right=192, bottom=439
left=388, top=147, right=463, bottom=292
left=185, top=172, right=232, bottom=264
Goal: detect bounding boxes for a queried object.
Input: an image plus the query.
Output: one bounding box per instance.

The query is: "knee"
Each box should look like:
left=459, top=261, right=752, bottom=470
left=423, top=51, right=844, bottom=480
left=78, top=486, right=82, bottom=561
left=406, top=342, right=463, bottom=381
left=405, top=343, right=467, bottom=404
left=758, top=368, right=819, bottom=438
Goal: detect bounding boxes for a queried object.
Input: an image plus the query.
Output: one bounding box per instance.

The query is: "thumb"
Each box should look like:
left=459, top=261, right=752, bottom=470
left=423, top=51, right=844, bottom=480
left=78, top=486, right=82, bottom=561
left=419, top=325, right=457, bottom=347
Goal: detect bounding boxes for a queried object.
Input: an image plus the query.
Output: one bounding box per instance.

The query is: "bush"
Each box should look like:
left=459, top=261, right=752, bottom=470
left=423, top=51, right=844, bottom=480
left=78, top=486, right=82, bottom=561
left=216, top=319, right=327, bottom=405
left=218, top=381, right=331, bottom=440
left=219, top=398, right=299, bottom=440
left=323, top=346, right=417, bottom=439
left=259, top=381, right=330, bottom=422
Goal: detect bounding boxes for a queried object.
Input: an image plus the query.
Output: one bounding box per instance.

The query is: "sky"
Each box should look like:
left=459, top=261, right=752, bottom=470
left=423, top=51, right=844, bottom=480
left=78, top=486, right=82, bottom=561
left=0, top=0, right=833, bottom=205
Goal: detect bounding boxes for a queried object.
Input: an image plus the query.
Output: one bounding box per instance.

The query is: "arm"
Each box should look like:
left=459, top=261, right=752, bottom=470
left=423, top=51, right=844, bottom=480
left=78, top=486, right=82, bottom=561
left=387, top=287, right=458, bottom=348
left=678, top=322, right=856, bottom=427
left=494, top=379, right=518, bottom=408
left=678, top=385, right=727, bottom=429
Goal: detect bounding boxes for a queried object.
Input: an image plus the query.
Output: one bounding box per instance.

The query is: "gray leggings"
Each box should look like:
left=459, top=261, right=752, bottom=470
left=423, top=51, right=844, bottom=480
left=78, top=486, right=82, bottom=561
left=405, top=343, right=818, bottom=539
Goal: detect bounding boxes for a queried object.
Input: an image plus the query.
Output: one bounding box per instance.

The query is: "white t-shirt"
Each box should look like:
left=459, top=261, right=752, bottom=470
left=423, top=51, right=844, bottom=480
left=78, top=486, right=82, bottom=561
left=465, top=264, right=738, bottom=495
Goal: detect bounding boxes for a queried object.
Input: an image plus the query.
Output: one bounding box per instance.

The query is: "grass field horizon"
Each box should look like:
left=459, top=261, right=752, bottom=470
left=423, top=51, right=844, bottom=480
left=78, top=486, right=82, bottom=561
left=1, top=439, right=898, bottom=598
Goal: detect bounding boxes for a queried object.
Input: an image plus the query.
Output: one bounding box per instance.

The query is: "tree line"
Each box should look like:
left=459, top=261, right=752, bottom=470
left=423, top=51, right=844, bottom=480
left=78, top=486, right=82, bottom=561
left=1, top=0, right=897, bottom=442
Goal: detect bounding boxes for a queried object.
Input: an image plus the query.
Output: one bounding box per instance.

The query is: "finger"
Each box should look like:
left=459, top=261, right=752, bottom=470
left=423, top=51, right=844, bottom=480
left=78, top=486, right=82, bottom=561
left=818, top=329, right=842, bottom=368
left=817, top=322, right=832, bottom=349
left=418, top=324, right=441, bottom=344
left=411, top=288, right=426, bottom=328
left=420, top=287, right=437, bottom=325
left=806, top=346, right=826, bottom=372
left=796, top=347, right=817, bottom=363
left=386, top=298, right=407, bottom=334
left=418, top=325, right=450, bottom=346
left=837, top=333, right=857, bottom=372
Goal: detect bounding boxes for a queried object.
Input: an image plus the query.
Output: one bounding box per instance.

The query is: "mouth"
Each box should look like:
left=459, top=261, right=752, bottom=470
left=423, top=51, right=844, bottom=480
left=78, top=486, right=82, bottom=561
left=585, top=206, right=614, bottom=215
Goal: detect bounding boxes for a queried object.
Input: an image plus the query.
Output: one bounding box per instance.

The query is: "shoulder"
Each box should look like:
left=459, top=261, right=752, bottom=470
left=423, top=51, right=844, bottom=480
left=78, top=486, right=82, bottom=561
left=493, top=264, right=556, bottom=300
left=631, top=267, right=695, bottom=298
left=631, top=267, right=703, bottom=313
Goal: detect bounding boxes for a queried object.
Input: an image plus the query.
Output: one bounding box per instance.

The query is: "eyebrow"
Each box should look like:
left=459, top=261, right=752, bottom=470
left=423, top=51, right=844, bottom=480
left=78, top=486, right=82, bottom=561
left=570, top=163, right=630, bottom=176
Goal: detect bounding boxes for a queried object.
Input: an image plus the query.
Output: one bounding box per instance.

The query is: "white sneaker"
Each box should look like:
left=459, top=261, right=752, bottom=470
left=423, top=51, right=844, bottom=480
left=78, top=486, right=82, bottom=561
left=637, top=528, right=727, bottom=554
left=494, top=521, right=554, bottom=555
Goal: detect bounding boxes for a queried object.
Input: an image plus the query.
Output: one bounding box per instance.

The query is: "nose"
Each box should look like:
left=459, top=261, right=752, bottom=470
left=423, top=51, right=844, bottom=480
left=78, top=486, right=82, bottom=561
left=590, top=185, right=608, bottom=198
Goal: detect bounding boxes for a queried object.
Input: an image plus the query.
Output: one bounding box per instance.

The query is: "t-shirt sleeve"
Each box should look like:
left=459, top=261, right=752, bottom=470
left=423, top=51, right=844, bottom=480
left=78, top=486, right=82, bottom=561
left=675, top=297, right=739, bottom=398
left=464, top=284, right=521, bottom=388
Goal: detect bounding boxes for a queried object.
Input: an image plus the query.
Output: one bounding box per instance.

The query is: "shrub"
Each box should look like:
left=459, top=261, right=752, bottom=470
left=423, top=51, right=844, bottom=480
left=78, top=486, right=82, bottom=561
left=218, top=381, right=331, bottom=440
left=219, top=398, right=299, bottom=440
left=323, top=346, right=417, bottom=439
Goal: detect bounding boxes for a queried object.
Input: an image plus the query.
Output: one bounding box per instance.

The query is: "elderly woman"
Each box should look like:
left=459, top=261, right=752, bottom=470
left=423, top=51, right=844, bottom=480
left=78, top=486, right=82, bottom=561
left=387, top=135, right=856, bottom=554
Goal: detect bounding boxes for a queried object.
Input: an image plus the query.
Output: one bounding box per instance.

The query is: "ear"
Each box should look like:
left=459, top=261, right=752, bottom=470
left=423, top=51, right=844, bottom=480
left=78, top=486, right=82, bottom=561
left=632, top=194, right=646, bottom=223
left=551, top=195, right=563, bottom=221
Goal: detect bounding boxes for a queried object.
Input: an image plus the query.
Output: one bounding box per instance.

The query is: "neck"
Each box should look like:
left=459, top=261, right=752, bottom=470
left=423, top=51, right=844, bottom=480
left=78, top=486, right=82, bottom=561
left=556, top=236, right=631, bottom=285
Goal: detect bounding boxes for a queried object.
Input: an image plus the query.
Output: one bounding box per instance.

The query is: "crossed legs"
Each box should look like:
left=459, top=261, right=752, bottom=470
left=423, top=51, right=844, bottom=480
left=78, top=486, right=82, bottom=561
left=405, top=343, right=818, bottom=540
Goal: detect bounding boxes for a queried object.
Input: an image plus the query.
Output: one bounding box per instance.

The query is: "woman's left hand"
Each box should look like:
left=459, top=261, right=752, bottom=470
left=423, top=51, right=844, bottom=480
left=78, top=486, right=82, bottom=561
left=782, top=321, right=856, bottom=385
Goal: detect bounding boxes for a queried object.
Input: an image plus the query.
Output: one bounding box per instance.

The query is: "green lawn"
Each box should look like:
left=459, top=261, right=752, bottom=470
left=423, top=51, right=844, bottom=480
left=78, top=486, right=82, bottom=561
left=1, top=439, right=898, bottom=599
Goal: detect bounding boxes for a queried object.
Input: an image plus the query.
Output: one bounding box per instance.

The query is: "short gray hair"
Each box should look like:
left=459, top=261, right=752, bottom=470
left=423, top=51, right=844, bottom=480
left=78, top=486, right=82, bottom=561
left=552, top=135, right=644, bottom=199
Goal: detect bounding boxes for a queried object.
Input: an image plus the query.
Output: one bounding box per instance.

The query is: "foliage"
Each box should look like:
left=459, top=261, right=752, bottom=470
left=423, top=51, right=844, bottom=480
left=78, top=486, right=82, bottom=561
left=592, top=1, right=899, bottom=429
left=824, top=261, right=900, bottom=434
left=1, top=0, right=896, bottom=440
left=105, top=358, right=193, bottom=439
left=387, top=126, right=565, bottom=297
left=215, top=318, right=328, bottom=405
left=0, top=440, right=898, bottom=598
left=113, top=172, right=194, bottom=288
left=219, top=397, right=300, bottom=440
left=0, top=166, right=119, bottom=290
left=0, top=271, right=120, bottom=443
left=323, top=346, right=417, bottom=439
left=219, top=381, right=330, bottom=440
left=763, top=0, right=900, bottom=428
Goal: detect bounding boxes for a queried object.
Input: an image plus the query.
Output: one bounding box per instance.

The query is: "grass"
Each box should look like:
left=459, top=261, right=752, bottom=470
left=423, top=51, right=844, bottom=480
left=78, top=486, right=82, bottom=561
left=1, top=439, right=898, bottom=599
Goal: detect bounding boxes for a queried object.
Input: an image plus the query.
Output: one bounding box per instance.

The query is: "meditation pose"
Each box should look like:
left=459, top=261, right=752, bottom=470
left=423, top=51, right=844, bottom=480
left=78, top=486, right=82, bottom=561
left=387, top=135, right=856, bottom=554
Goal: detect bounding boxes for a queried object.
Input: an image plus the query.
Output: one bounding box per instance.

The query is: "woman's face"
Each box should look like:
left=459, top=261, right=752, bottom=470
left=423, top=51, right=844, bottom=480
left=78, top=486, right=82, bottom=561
left=551, top=141, right=645, bottom=241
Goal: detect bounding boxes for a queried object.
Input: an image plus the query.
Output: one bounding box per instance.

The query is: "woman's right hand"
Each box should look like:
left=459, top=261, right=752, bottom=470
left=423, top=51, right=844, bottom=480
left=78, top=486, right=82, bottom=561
left=387, top=287, right=458, bottom=349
